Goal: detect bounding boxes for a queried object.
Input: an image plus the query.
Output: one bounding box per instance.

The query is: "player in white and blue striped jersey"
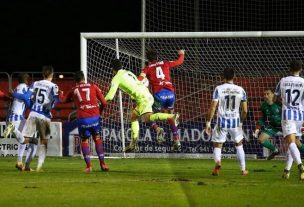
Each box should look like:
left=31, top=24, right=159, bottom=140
left=205, top=68, right=248, bottom=176
left=3, top=73, right=31, bottom=170
left=21, top=66, right=61, bottom=171
left=275, top=60, right=304, bottom=180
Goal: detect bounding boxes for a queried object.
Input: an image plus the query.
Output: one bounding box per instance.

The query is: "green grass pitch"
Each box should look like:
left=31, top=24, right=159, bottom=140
left=0, top=157, right=303, bottom=207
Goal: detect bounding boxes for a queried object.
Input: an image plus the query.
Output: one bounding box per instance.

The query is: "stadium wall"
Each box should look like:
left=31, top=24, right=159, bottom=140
left=0, top=122, right=62, bottom=157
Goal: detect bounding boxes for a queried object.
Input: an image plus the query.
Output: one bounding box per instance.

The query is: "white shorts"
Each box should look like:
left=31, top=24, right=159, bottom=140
left=281, top=120, right=303, bottom=137
left=22, top=111, right=51, bottom=138
left=211, top=124, right=244, bottom=143
left=11, top=120, right=22, bottom=132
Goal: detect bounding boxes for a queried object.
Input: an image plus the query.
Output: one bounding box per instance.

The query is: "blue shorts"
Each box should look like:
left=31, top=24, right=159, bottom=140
left=153, top=89, right=176, bottom=111
left=77, top=116, right=102, bottom=139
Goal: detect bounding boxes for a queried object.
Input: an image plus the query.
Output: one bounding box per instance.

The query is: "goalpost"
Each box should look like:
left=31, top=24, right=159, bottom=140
left=81, top=31, right=304, bottom=159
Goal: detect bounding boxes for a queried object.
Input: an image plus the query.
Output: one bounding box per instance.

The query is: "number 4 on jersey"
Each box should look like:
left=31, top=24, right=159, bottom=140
left=156, top=66, right=165, bottom=80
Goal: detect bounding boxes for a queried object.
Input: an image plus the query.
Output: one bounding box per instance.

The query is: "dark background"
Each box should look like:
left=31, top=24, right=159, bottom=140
left=0, top=0, right=141, bottom=73
left=1, top=0, right=303, bottom=73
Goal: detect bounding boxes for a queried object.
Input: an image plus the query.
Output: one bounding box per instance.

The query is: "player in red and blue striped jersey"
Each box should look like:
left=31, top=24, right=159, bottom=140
left=62, top=71, right=109, bottom=172
left=138, top=48, right=185, bottom=151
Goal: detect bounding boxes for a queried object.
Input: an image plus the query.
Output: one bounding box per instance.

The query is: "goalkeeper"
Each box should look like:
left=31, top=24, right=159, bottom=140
left=105, top=59, right=179, bottom=153
left=255, top=89, right=304, bottom=160
left=254, top=89, right=282, bottom=160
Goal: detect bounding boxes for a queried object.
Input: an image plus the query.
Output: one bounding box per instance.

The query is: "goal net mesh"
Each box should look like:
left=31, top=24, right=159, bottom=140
left=85, top=36, right=304, bottom=158
left=144, top=0, right=304, bottom=32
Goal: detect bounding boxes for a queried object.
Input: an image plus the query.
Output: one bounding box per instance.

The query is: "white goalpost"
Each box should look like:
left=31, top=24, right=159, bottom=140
left=80, top=31, right=304, bottom=159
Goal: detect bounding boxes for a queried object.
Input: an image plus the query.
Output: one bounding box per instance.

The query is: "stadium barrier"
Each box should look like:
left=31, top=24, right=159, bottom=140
left=63, top=119, right=259, bottom=159
left=0, top=121, right=62, bottom=157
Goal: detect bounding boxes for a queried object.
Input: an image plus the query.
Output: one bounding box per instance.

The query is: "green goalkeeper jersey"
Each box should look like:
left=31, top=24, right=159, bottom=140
left=105, top=69, right=150, bottom=102
left=258, top=101, right=282, bottom=129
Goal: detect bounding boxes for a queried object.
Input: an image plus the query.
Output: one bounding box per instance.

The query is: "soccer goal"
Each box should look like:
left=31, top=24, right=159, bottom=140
left=81, top=31, right=304, bottom=159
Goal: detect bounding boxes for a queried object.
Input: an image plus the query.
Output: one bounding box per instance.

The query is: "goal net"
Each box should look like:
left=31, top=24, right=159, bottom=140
left=81, top=32, right=304, bottom=159
left=144, top=0, right=304, bottom=32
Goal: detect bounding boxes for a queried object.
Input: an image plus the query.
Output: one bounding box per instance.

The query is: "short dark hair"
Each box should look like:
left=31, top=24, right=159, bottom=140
left=264, top=89, right=274, bottom=93
left=223, top=68, right=235, bottom=80
left=18, top=73, right=30, bottom=84
left=74, top=71, right=85, bottom=82
left=289, top=60, right=302, bottom=72
left=111, top=59, right=122, bottom=71
left=42, top=65, right=54, bottom=78
left=146, top=48, right=157, bottom=62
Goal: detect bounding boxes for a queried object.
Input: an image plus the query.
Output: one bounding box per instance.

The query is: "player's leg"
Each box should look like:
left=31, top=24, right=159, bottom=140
left=285, top=134, right=303, bottom=180
left=11, top=121, right=26, bottom=170
left=159, top=90, right=181, bottom=150
left=3, top=122, right=15, bottom=138
left=282, top=120, right=304, bottom=180
left=16, top=143, right=26, bottom=170
left=282, top=133, right=304, bottom=179
left=21, top=114, right=38, bottom=171
left=281, top=135, right=304, bottom=179
left=235, top=140, right=248, bottom=175
left=151, top=91, right=175, bottom=145
left=146, top=90, right=179, bottom=125
left=13, top=120, right=26, bottom=144
left=293, top=122, right=304, bottom=180
left=125, top=110, right=140, bottom=153
left=80, top=138, right=92, bottom=172
left=24, top=142, right=38, bottom=172
left=91, top=117, right=109, bottom=171
left=231, top=128, right=248, bottom=175
left=150, top=97, right=165, bottom=144
left=162, top=107, right=181, bottom=151
left=282, top=149, right=293, bottom=179
left=141, top=94, right=179, bottom=140
left=151, top=122, right=165, bottom=144
left=77, top=118, right=93, bottom=172
left=284, top=136, right=304, bottom=178
left=148, top=112, right=179, bottom=126
left=35, top=118, right=50, bottom=172
left=210, top=126, right=226, bottom=176
left=212, top=142, right=223, bottom=176
left=92, top=134, right=109, bottom=171
left=257, top=129, right=279, bottom=160
left=143, top=111, right=180, bottom=151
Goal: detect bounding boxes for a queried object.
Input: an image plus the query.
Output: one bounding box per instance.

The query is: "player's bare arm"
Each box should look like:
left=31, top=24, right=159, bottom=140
left=240, top=101, right=248, bottom=123
left=169, top=50, right=185, bottom=68
left=205, top=100, right=218, bottom=135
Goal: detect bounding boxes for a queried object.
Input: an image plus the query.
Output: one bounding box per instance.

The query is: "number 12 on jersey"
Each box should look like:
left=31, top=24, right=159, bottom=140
left=285, top=89, right=300, bottom=106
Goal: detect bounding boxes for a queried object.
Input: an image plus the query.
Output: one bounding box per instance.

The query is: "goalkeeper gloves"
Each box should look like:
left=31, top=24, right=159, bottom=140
left=253, top=129, right=260, bottom=138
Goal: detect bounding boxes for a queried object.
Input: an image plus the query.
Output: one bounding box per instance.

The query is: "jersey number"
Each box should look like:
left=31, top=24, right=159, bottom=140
left=224, top=95, right=236, bottom=110
left=35, top=88, right=47, bottom=104
left=156, top=67, right=165, bottom=80
left=75, top=88, right=90, bottom=102
left=286, top=89, right=300, bottom=106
